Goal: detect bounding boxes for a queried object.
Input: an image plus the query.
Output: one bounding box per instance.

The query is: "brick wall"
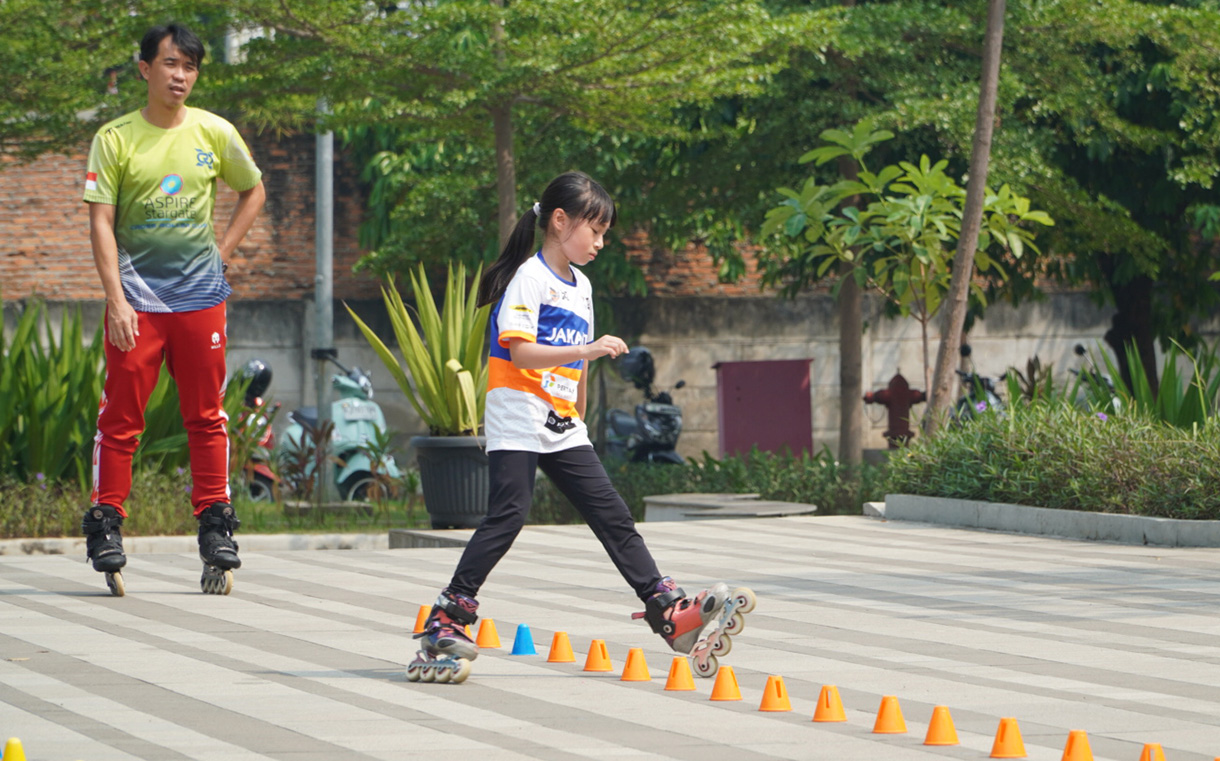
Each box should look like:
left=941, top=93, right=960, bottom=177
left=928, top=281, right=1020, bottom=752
left=0, top=130, right=380, bottom=303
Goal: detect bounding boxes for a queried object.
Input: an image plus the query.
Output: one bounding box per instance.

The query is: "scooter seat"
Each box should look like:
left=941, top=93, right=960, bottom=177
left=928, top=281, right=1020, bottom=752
left=291, top=406, right=319, bottom=432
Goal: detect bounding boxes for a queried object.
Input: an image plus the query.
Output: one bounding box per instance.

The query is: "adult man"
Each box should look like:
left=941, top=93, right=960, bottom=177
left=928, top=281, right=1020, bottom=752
left=81, top=23, right=266, bottom=595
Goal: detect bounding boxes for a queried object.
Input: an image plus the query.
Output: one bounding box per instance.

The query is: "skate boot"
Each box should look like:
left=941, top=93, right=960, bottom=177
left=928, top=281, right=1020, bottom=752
left=81, top=505, right=126, bottom=597
left=406, top=589, right=478, bottom=684
left=633, top=577, right=757, bottom=678
left=197, top=502, right=241, bottom=595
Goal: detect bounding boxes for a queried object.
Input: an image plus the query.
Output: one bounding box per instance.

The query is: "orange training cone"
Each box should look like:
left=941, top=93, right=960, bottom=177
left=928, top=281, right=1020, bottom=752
left=583, top=639, right=613, bottom=672
left=621, top=647, right=651, bottom=681
left=924, top=706, right=960, bottom=746
left=413, top=604, right=430, bottom=634
left=759, top=675, right=792, bottom=712
left=476, top=619, right=501, bottom=648
left=548, top=631, right=576, bottom=663
left=812, top=685, right=846, bottom=722
left=3, top=738, right=27, bottom=761
left=872, top=695, right=907, bottom=734
left=709, top=665, right=742, bottom=701
left=990, top=718, right=1027, bottom=759
left=1138, top=744, right=1166, bottom=761
left=1061, top=730, right=1094, bottom=761
left=664, top=657, right=696, bottom=691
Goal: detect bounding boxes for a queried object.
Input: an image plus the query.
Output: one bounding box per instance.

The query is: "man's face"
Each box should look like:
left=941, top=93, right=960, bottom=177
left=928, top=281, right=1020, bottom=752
left=138, top=35, right=198, bottom=109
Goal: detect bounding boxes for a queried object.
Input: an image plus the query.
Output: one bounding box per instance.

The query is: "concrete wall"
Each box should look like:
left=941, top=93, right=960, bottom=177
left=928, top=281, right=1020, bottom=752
left=8, top=290, right=1213, bottom=465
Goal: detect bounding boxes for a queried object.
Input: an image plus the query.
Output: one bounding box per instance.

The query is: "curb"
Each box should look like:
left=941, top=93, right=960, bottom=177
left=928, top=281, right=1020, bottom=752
left=873, top=494, right=1220, bottom=547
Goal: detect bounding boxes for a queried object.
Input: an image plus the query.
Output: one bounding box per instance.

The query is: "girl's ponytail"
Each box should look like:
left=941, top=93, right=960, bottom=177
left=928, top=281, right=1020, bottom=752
left=477, top=209, right=540, bottom=308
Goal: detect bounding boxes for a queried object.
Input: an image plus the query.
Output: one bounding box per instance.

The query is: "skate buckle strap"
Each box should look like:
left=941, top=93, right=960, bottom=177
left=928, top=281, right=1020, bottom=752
left=638, top=587, right=686, bottom=635
left=435, top=593, right=478, bottom=626
left=199, top=503, right=241, bottom=531
left=82, top=506, right=123, bottom=534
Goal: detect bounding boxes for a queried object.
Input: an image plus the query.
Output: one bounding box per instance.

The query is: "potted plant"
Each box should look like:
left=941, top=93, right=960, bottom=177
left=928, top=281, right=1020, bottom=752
left=347, top=263, right=490, bottom=529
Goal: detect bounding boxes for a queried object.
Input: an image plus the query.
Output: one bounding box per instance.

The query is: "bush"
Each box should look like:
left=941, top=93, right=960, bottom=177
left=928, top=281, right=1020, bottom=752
left=531, top=448, right=886, bottom=524
left=885, top=402, right=1220, bottom=520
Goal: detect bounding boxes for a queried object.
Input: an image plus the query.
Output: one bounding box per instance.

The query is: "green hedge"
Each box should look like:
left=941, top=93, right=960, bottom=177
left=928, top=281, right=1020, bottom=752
left=531, top=449, right=886, bottom=525
left=885, top=403, right=1220, bottom=520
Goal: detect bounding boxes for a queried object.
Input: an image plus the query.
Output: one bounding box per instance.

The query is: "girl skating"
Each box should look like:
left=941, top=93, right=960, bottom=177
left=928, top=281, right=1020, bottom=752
left=406, top=172, right=753, bottom=683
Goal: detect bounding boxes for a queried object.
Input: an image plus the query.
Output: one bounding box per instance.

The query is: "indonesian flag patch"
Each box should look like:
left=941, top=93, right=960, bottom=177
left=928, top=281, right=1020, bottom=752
left=85, top=171, right=97, bottom=191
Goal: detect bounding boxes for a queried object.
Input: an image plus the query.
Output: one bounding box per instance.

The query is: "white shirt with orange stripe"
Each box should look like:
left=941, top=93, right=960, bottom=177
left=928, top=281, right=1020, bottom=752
left=485, top=253, right=595, bottom=453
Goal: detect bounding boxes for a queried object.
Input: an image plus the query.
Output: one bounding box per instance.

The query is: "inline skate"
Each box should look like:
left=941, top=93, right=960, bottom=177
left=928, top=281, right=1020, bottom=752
left=406, top=590, right=478, bottom=684
left=197, top=502, right=241, bottom=595
left=634, top=577, right=757, bottom=678
left=82, top=505, right=127, bottom=597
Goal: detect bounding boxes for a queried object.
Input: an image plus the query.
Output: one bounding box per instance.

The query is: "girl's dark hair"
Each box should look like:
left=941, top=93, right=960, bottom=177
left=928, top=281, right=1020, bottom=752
left=140, top=23, right=206, bottom=69
left=477, top=171, right=617, bottom=307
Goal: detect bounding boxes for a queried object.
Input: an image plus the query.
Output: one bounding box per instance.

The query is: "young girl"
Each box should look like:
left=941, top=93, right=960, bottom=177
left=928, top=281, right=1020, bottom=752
left=413, top=172, right=733, bottom=670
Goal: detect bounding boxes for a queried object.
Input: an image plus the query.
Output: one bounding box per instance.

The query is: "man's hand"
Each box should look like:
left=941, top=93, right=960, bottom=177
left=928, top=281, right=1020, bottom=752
left=106, top=298, right=140, bottom=351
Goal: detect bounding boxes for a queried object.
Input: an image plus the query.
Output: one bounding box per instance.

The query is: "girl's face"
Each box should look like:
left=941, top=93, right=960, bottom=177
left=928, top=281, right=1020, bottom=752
left=552, top=210, right=608, bottom=268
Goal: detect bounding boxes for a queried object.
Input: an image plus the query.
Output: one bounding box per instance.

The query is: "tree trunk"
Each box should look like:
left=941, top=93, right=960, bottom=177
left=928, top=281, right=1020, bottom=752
left=926, top=0, right=1006, bottom=435
left=491, top=102, right=516, bottom=252
left=836, top=153, right=864, bottom=466
left=1101, top=268, right=1159, bottom=396
left=490, top=0, right=515, bottom=252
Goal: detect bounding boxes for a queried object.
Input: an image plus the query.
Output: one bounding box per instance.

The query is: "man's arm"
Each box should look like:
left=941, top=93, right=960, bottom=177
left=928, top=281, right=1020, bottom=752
left=89, top=202, right=139, bottom=352
left=217, top=180, right=266, bottom=261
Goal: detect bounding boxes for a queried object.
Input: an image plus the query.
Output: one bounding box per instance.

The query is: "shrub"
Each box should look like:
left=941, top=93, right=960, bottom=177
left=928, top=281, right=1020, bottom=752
left=885, top=401, right=1220, bottom=519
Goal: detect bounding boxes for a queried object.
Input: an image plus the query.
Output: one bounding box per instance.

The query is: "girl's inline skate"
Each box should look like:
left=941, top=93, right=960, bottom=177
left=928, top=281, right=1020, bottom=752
left=634, top=577, right=757, bottom=678
left=406, top=589, right=478, bottom=684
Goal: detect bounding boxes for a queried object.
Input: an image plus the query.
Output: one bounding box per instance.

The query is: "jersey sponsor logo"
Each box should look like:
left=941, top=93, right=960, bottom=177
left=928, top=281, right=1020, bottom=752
left=540, top=371, right=578, bottom=402
left=509, top=304, right=534, bottom=313
left=545, top=326, right=588, bottom=345
left=195, top=149, right=215, bottom=169
left=544, top=410, right=576, bottom=434
left=85, top=171, right=98, bottom=191
left=546, top=286, right=571, bottom=305
left=160, top=174, right=183, bottom=195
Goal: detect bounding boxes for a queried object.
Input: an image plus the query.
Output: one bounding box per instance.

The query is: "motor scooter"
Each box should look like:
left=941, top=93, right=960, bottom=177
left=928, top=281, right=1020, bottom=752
left=233, top=359, right=280, bottom=501
left=603, top=347, right=686, bottom=464
left=278, top=357, right=402, bottom=500
left=951, top=344, right=1006, bottom=424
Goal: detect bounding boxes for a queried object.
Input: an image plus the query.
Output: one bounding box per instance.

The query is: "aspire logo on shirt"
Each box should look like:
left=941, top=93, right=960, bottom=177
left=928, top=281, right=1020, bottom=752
left=546, top=326, right=587, bottom=345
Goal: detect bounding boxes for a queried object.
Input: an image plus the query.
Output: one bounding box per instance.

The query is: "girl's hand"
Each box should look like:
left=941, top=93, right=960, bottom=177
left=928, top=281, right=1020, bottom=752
left=586, top=335, right=629, bottom=360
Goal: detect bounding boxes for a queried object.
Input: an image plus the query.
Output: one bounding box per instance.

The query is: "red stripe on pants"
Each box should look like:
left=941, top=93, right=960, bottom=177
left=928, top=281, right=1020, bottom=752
left=92, top=302, right=231, bottom=517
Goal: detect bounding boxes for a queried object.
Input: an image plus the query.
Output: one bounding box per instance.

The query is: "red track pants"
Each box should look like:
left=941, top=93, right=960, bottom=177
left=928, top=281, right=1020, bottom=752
left=91, top=302, right=231, bottom=517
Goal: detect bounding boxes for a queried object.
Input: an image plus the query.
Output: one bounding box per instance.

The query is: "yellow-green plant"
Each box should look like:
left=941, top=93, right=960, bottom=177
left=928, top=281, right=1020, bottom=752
left=347, top=264, right=489, bottom=436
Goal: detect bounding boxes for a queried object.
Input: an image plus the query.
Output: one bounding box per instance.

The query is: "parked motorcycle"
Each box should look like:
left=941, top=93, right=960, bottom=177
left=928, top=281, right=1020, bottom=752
left=278, top=357, right=402, bottom=501
left=951, top=344, right=1007, bottom=424
left=603, top=347, right=686, bottom=464
left=233, top=359, right=280, bottom=502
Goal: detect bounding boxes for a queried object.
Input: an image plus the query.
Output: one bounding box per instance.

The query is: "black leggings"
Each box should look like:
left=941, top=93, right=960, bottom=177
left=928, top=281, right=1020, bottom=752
left=447, top=446, right=662, bottom=602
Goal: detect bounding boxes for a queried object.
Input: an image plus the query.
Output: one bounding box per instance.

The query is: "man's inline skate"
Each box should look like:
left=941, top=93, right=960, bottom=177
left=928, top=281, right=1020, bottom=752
left=82, top=505, right=127, bottom=597
left=197, top=502, right=241, bottom=595
left=634, top=577, right=757, bottom=678
left=406, top=590, right=478, bottom=684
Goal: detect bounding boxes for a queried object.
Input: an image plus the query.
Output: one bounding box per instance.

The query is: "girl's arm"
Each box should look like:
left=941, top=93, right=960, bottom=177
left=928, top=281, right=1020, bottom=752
left=576, top=362, right=588, bottom=419
left=507, top=335, right=628, bottom=370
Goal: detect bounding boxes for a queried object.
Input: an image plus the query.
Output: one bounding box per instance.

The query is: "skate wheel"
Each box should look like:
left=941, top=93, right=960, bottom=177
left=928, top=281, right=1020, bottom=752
left=405, top=660, right=424, bottom=682
left=420, top=663, right=438, bottom=682
left=724, top=612, right=745, bottom=636
left=106, top=571, right=125, bottom=597
left=712, top=634, right=732, bottom=656
left=692, top=654, right=718, bottom=679
left=450, top=658, right=472, bottom=684
left=732, top=587, right=756, bottom=614
left=201, top=569, right=234, bottom=595
left=434, top=666, right=452, bottom=683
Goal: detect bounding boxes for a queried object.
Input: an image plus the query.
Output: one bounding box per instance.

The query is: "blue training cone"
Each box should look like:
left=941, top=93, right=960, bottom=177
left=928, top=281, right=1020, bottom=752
left=511, top=623, right=536, bottom=655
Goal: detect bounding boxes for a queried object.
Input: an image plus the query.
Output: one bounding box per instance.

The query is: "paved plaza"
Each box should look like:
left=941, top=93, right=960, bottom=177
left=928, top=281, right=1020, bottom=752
left=2, top=515, right=1219, bottom=760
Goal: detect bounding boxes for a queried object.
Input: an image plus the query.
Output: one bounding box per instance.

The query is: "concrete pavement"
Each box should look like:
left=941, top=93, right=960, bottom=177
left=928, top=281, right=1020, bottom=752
left=2, top=515, right=1219, bottom=760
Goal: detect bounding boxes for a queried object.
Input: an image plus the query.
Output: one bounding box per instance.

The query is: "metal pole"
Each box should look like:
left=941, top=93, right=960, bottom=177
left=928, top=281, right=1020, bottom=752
left=314, top=101, right=335, bottom=505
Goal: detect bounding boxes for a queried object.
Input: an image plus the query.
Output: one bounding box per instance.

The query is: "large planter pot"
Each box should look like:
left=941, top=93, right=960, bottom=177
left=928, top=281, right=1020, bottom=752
left=410, top=435, right=489, bottom=530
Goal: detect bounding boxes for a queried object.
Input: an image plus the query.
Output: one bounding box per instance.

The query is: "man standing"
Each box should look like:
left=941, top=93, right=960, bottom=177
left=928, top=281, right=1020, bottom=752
left=81, top=23, right=265, bottom=595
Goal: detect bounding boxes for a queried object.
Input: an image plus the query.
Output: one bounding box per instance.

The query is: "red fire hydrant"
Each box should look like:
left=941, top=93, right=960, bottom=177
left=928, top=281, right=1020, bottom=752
left=863, top=373, right=926, bottom=448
